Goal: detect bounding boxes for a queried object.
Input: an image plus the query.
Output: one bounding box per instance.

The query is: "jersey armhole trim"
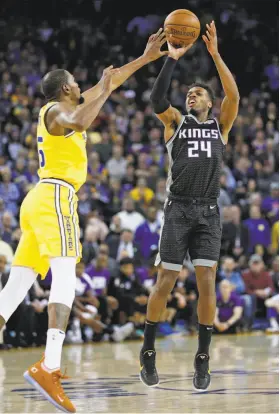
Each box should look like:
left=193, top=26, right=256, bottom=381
left=43, top=103, right=59, bottom=135
left=214, top=118, right=227, bottom=145
left=165, top=115, right=185, bottom=146
left=65, top=130, right=75, bottom=138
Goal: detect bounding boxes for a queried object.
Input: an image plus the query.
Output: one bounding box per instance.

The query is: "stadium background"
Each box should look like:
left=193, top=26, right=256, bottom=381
left=0, top=0, right=278, bottom=347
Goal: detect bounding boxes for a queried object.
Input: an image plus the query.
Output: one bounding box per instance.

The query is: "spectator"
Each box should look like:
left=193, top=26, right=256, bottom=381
left=111, top=229, right=137, bottom=262
left=265, top=294, right=279, bottom=332
left=106, top=178, right=123, bottom=218
left=106, top=215, right=122, bottom=256
left=1, top=212, right=14, bottom=244
left=88, top=151, right=106, bottom=178
left=134, top=206, right=160, bottom=262
left=69, top=261, right=133, bottom=343
left=242, top=254, right=275, bottom=325
left=82, top=226, right=99, bottom=266
left=243, top=206, right=271, bottom=253
left=262, top=182, right=279, bottom=225
left=214, top=280, right=243, bottom=334
left=218, top=172, right=232, bottom=210
left=136, top=253, right=158, bottom=292
left=264, top=55, right=279, bottom=93
left=77, top=186, right=94, bottom=224
left=0, top=255, right=8, bottom=291
left=155, top=178, right=167, bottom=207
left=221, top=205, right=249, bottom=259
left=94, top=131, right=112, bottom=164
left=172, top=265, right=198, bottom=332
left=85, top=252, right=111, bottom=296
left=270, top=256, right=279, bottom=293
left=218, top=257, right=245, bottom=294
left=98, top=243, right=117, bottom=273
left=130, top=177, right=155, bottom=209
left=0, top=234, right=14, bottom=266
left=87, top=210, right=109, bottom=242
left=0, top=168, right=20, bottom=216
left=266, top=256, right=279, bottom=332
left=122, top=164, right=136, bottom=189
left=116, top=198, right=145, bottom=233
left=27, top=279, right=49, bottom=346
left=107, top=257, right=149, bottom=324
left=106, top=145, right=127, bottom=180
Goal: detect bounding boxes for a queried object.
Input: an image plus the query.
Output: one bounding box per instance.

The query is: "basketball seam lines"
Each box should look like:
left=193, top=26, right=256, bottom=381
left=68, top=189, right=79, bottom=257
left=165, top=24, right=200, bottom=29
left=55, top=184, right=66, bottom=256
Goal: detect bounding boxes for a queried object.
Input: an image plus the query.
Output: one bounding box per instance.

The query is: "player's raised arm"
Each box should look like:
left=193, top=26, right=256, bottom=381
left=202, top=21, right=240, bottom=143
left=50, top=66, right=115, bottom=133
left=150, top=40, right=193, bottom=143
left=82, top=28, right=168, bottom=102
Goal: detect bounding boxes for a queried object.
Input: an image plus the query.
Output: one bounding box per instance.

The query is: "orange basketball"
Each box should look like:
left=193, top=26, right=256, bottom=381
left=164, top=9, right=200, bottom=47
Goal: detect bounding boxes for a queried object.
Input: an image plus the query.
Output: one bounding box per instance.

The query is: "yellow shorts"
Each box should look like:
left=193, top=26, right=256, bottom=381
left=13, top=179, right=81, bottom=279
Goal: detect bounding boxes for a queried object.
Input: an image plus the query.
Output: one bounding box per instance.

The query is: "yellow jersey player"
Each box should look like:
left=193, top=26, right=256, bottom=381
left=0, top=29, right=167, bottom=413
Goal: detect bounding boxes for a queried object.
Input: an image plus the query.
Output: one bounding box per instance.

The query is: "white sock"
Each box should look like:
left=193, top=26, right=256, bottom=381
left=44, top=328, right=66, bottom=370
left=0, top=326, right=4, bottom=344
left=270, top=318, right=279, bottom=329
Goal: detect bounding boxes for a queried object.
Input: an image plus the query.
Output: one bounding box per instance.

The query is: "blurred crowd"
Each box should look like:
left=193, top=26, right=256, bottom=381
left=0, top=0, right=279, bottom=348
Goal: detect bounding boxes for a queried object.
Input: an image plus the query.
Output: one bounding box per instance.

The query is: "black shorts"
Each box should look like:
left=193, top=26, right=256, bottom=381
left=155, top=198, right=222, bottom=271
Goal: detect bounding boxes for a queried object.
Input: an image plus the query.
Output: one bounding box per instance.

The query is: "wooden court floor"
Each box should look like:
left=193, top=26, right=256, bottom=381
left=0, top=333, right=278, bottom=413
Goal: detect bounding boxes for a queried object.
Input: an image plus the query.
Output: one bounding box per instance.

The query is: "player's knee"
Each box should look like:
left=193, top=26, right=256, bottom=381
left=196, top=266, right=216, bottom=296
left=156, top=269, right=178, bottom=297
left=49, top=257, right=77, bottom=308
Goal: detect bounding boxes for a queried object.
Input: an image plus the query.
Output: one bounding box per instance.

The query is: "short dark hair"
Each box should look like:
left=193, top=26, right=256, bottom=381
left=188, top=82, right=215, bottom=114
left=41, top=69, right=69, bottom=101
left=119, top=257, right=134, bottom=266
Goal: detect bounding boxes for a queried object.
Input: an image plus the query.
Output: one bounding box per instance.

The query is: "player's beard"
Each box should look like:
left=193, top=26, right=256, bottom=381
left=189, top=108, right=199, bottom=117
left=79, top=95, right=85, bottom=104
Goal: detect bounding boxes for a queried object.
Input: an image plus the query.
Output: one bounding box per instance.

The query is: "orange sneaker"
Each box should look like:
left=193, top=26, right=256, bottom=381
left=23, top=358, right=76, bottom=413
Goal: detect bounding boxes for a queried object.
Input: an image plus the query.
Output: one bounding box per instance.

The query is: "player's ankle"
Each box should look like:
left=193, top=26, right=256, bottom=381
left=41, top=362, right=59, bottom=373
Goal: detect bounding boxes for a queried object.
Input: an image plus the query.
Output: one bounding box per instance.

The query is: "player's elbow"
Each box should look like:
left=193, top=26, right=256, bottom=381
left=69, top=120, right=86, bottom=132
left=150, top=91, right=160, bottom=105
left=228, top=92, right=240, bottom=103
left=72, top=123, right=85, bottom=132
left=234, top=93, right=240, bottom=102
left=150, top=96, right=170, bottom=115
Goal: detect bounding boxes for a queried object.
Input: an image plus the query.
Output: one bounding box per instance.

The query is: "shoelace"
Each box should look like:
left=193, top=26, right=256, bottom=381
left=145, top=356, right=157, bottom=375
left=196, top=357, right=209, bottom=377
left=51, top=369, right=70, bottom=397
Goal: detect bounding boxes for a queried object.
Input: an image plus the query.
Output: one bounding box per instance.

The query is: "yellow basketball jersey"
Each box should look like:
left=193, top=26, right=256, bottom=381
left=37, top=102, right=87, bottom=192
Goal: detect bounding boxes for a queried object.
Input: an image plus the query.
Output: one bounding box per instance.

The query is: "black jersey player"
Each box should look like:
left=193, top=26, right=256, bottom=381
left=139, top=21, right=240, bottom=390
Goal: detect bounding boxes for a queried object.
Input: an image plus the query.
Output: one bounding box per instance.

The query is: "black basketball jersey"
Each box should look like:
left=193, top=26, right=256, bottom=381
left=166, top=114, right=226, bottom=199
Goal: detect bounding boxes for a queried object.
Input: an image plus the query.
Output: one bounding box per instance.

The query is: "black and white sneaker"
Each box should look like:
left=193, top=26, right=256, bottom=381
left=139, top=349, right=159, bottom=387
left=193, top=353, right=211, bottom=392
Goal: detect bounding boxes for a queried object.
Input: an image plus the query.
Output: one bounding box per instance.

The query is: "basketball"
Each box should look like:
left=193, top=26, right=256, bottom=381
left=164, top=9, right=200, bottom=47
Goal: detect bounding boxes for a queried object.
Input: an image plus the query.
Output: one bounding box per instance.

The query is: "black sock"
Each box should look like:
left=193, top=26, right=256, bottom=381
left=103, top=325, right=114, bottom=335
left=142, top=320, right=157, bottom=351
left=197, top=323, right=213, bottom=356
